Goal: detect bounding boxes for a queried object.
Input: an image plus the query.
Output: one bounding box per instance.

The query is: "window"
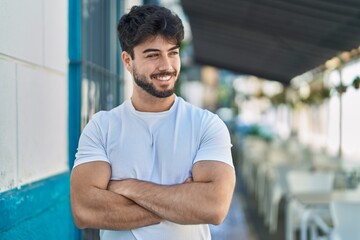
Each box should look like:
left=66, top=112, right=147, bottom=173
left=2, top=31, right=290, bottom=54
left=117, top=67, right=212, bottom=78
left=81, top=0, right=124, bottom=128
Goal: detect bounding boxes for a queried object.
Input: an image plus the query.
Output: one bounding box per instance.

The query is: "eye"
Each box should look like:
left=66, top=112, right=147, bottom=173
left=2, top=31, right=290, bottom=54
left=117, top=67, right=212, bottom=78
left=146, top=53, right=159, bottom=58
left=169, top=51, right=179, bottom=56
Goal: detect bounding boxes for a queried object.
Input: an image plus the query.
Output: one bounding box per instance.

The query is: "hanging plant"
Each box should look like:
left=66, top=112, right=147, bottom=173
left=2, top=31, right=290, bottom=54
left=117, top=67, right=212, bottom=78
left=352, top=76, right=360, bottom=89
left=320, top=86, right=331, bottom=99
left=310, top=87, right=330, bottom=105
left=335, top=83, right=347, bottom=94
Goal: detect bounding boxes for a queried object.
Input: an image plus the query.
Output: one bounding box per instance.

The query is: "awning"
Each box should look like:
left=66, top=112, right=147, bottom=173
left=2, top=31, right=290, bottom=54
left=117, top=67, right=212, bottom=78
left=181, top=0, right=360, bottom=84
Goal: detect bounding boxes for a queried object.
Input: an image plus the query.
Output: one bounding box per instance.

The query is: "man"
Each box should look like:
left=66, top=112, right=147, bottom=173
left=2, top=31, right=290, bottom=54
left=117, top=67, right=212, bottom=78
left=70, top=4, right=235, bottom=240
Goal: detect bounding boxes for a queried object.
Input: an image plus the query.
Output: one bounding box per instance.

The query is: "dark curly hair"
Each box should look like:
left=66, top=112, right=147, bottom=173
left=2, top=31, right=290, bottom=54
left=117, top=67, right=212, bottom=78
left=117, top=5, right=184, bottom=59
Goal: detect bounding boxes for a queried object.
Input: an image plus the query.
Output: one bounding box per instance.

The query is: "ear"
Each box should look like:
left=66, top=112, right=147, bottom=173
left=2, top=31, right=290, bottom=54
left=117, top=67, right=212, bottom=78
left=121, top=51, right=132, bottom=72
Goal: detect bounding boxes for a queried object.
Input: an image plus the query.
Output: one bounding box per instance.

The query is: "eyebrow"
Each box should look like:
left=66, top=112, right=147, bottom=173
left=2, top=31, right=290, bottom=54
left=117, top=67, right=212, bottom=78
left=142, top=45, right=180, bottom=54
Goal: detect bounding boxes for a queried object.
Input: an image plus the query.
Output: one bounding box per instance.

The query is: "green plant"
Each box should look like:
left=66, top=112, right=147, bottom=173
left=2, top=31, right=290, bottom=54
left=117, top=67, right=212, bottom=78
left=352, top=76, right=360, bottom=89
left=335, top=83, right=347, bottom=94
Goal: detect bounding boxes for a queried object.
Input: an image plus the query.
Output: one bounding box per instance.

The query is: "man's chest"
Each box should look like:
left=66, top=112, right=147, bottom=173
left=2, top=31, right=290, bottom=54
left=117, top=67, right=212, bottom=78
left=106, top=120, right=199, bottom=184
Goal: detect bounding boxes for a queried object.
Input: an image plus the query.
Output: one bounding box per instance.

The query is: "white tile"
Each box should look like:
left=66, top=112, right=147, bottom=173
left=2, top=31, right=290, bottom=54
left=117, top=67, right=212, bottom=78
left=17, top=65, right=68, bottom=185
left=44, top=0, right=68, bottom=73
left=0, top=0, right=43, bottom=65
left=0, top=59, right=17, bottom=192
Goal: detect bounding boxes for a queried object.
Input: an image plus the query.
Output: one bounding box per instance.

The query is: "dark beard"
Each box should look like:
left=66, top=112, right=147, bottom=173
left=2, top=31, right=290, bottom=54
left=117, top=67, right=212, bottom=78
left=133, top=68, right=176, bottom=98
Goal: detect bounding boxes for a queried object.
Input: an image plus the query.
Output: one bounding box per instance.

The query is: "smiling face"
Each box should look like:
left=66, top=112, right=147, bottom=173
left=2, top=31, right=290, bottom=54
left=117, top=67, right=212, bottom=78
left=122, top=35, right=181, bottom=99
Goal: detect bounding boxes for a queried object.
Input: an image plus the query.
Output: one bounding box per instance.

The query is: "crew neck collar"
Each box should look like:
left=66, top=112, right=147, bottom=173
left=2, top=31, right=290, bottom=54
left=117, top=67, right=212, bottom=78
left=127, top=96, right=179, bottom=117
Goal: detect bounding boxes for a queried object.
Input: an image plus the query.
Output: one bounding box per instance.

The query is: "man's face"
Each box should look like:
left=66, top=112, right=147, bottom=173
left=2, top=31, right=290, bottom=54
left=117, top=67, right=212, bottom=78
left=124, top=35, right=181, bottom=98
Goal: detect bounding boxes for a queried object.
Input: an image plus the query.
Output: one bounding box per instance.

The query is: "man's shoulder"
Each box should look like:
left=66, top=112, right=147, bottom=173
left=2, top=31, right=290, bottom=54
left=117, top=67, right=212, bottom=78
left=178, top=98, right=226, bottom=128
left=88, top=101, right=128, bottom=128
left=177, top=97, right=214, bottom=117
left=93, top=100, right=128, bottom=118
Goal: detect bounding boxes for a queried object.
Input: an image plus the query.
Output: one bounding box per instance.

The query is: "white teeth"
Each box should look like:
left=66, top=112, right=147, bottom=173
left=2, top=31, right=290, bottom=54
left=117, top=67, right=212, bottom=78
left=156, top=75, right=171, bottom=81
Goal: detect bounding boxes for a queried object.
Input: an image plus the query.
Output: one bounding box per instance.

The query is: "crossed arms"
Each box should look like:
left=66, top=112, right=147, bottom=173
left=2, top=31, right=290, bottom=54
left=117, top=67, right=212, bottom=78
left=70, top=160, right=235, bottom=230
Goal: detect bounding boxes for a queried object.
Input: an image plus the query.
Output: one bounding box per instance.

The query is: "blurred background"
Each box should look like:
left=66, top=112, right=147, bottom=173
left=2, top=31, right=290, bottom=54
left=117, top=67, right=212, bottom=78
left=1, top=0, right=360, bottom=239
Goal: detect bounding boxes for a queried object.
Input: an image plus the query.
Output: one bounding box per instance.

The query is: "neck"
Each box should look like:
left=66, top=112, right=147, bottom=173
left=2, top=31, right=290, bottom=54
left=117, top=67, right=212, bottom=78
left=131, top=93, right=175, bottom=112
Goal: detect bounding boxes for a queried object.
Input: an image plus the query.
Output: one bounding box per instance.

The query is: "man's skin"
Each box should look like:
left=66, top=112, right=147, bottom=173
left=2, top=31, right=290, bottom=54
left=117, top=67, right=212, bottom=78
left=107, top=160, right=235, bottom=225
left=71, top=161, right=162, bottom=230
left=71, top=160, right=235, bottom=229
left=70, top=35, right=236, bottom=230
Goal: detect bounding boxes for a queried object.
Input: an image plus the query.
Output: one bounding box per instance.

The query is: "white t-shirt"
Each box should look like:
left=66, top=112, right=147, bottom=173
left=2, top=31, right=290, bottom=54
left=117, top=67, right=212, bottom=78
left=74, top=96, right=233, bottom=240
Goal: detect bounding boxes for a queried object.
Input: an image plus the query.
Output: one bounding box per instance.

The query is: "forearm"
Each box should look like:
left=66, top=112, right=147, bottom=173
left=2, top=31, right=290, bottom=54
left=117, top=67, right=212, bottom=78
left=71, top=185, right=161, bottom=230
left=110, top=180, right=232, bottom=225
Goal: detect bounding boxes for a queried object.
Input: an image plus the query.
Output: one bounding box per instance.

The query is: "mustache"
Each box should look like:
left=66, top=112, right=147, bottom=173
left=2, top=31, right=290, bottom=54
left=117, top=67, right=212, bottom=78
left=150, top=71, right=177, bottom=78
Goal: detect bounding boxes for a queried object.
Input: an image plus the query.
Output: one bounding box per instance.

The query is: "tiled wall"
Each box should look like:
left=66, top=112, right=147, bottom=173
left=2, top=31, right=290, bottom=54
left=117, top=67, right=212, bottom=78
left=0, top=0, right=69, bottom=193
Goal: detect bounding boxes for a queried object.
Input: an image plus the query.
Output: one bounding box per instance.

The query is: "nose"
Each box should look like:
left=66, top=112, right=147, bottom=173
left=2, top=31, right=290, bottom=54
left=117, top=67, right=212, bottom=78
left=158, top=56, right=172, bottom=71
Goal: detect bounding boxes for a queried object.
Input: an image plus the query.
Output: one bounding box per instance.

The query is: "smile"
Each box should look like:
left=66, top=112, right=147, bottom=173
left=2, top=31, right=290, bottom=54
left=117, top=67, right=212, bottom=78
left=151, top=72, right=176, bottom=81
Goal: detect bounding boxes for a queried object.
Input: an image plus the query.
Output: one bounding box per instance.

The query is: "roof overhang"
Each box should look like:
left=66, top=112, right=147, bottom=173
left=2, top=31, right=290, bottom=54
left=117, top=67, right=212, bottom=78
left=181, top=0, right=360, bottom=84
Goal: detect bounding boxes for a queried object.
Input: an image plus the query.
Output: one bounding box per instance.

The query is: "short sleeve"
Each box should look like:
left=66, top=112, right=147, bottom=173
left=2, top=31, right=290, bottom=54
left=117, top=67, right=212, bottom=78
left=194, top=113, right=234, bottom=168
left=73, top=112, right=110, bottom=168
